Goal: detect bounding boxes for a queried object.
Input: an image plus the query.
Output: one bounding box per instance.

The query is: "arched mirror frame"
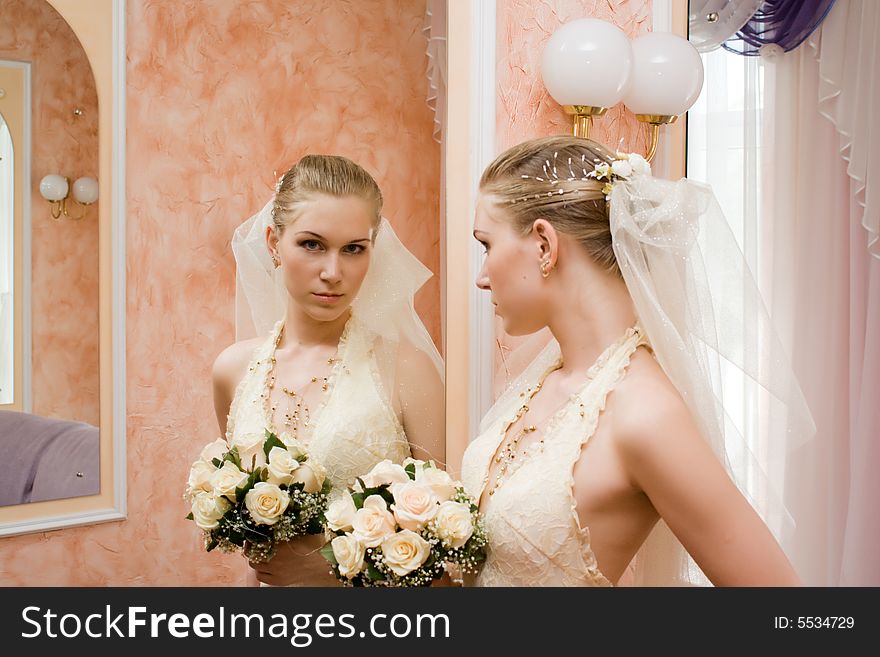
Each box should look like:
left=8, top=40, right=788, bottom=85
left=0, top=0, right=125, bottom=536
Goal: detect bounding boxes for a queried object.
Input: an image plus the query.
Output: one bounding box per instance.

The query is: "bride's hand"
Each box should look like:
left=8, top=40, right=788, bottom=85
left=248, top=534, right=337, bottom=587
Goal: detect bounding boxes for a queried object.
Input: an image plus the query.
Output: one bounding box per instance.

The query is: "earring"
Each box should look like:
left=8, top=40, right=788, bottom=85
left=540, top=260, right=551, bottom=278
left=272, top=255, right=280, bottom=268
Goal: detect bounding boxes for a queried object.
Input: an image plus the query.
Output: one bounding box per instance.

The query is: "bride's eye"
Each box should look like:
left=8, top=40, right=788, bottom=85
left=342, top=244, right=366, bottom=255
left=299, top=239, right=323, bottom=251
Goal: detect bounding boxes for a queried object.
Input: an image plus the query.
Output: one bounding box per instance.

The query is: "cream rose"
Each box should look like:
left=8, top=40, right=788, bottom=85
left=628, top=153, right=651, bottom=176
left=390, top=482, right=438, bottom=531
left=191, top=491, right=230, bottom=531
left=199, top=438, right=228, bottom=464
left=351, top=495, right=397, bottom=548
left=210, top=460, right=249, bottom=501
left=266, top=446, right=298, bottom=486
left=291, top=461, right=326, bottom=494
left=331, top=535, right=366, bottom=579
left=415, top=466, right=456, bottom=502
left=326, top=491, right=357, bottom=532
left=244, top=482, right=290, bottom=525
left=611, top=159, right=633, bottom=178
left=278, top=432, right=307, bottom=460
left=360, top=460, right=410, bottom=488
left=186, top=460, right=216, bottom=499
left=231, top=431, right=266, bottom=469
left=380, top=529, right=432, bottom=576
left=434, top=500, right=474, bottom=548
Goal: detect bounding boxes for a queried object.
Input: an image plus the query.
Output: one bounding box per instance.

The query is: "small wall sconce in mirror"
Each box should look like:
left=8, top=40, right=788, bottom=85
left=541, top=19, right=704, bottom=162
left=39, top=174, right=98, bottom=220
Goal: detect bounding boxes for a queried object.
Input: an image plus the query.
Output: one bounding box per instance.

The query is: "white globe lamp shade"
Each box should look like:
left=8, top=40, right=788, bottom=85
left=39, top=174, right=68, bottom=202
left=623, top=32, right=704, bottom=117
left=72, top=176, right=99, bottom=204
left=541, top=18, right=633, bottom=108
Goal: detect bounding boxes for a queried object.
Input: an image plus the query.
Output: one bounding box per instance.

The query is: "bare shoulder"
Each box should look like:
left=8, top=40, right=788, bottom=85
left=396, top=337, right=441, bottom=376
left=212, top=337, right=262, bottom=395
left=607, top=348, right=704, bottom=469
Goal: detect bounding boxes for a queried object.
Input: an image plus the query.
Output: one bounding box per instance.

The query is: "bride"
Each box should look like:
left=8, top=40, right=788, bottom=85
left=212, top=154, right=444, bottom=586
left=462, top=135, right=811, bottom=586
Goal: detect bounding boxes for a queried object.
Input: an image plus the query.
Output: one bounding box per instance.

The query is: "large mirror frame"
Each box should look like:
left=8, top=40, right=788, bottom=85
left=0, top=0, right=126, bottom=536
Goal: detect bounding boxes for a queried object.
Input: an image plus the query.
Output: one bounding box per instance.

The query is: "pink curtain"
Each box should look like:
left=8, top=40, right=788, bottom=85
left=762, top=0, right=880, bottom=585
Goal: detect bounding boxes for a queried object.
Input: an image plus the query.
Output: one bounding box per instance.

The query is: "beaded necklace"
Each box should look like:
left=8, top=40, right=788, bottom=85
left=262, top=324, right=339, bottom=443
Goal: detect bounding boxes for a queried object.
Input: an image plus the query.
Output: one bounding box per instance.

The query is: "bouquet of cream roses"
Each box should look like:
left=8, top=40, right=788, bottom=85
left=320, top=458, right=487, bottom=586
left=184, top=430, right=330, bottom=562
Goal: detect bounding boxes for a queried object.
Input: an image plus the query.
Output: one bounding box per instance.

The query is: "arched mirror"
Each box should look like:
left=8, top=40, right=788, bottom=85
left=0, top=0, right=125, bottom=536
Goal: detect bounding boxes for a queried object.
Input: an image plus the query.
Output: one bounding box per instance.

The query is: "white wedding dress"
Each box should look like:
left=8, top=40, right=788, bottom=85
left=461, top=325, right=649, bottom=587
left=226, top=315, right=411, bottom=498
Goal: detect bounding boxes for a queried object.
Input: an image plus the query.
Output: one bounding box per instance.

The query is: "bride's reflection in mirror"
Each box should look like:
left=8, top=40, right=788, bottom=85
left=214, top=155, right=445, bottom=587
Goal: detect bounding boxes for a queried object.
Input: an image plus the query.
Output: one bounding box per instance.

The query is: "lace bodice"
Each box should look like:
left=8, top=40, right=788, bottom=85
left=461, top=326, right=649, bottom=587
left=226, top=316, right=411, bottom=498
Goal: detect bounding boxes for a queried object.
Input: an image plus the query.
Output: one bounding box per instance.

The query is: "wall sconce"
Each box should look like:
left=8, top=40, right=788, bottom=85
left=541, top=19, right=704, bottom=161
left=39, top=174, right=98, bottom=220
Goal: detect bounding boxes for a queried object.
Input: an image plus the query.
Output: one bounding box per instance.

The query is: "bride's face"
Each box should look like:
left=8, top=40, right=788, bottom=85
left=473, top=194, right=549, bottom=336
left=268, top=193, right=374, bottom=322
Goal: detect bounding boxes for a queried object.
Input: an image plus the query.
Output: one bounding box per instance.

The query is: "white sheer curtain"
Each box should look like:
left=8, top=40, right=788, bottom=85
left=0, top=119, right=13, bottom=405
left=687, top=48, right=794, bottom=541
left=762, top=0, right=880, bottom=586
left=687, top=13, right=880, bottom=584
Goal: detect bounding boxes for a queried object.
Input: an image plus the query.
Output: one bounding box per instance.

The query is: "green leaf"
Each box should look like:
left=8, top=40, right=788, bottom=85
left=206, top=537, right=218, bottom=552
left=185, top=512, right=194, bottom=520
left=235, top=469, right=262, bottom=503
left=319, top=543, right=338, bottom=565
left=211, top=457, right=222, bottom=468
left=223, top=446, right=242, bottom=469
left=306, top=516, right=325, bottom=535
left=404, top=463, right=416, bottom=480
left=243, top=525, right=271, bottom=543
left=366, top=563, right=384, bottom=582
left=321, top=478, right=333, bottom=496
left=351, top=491, right=365, bottom=509
left=262, top=432, right=286, bottom=458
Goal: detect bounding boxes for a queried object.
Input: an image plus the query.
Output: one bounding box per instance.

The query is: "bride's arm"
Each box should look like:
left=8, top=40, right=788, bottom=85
left=395, top=340, right=446, bottom=467
left=211, top=339, right=260, bottom=436
left=615, top=379, right=800, bottom=587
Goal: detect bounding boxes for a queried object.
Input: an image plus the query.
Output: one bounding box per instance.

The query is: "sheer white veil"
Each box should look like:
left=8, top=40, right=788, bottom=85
left=231, top=197, right=443, bottom=383
left=614, top=168, right=814, bottom=585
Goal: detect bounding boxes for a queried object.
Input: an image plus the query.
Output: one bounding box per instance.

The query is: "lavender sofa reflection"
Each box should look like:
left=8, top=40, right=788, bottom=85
left=0, top=410, right=100, bottom=507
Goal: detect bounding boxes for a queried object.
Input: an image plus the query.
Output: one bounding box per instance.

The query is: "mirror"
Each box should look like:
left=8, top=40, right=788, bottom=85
left=0, top=0, right=100, bottom=508
left=0, top=0, right=125, bottom=535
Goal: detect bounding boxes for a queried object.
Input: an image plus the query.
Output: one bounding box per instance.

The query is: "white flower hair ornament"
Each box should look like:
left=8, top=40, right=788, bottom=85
left=510, top=151, right=652, bottom=205
left=587, top=152, right=652, bottom=200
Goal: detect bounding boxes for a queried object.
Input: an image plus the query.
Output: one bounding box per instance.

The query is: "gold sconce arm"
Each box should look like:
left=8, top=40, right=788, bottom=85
left=635, top=114, right=679, bottom=162
left=563, top=105, right=608, bottom=139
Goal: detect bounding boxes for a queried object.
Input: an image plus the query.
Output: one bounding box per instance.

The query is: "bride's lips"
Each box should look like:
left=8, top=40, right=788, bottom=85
left=312, top=292, right=344, bottom=304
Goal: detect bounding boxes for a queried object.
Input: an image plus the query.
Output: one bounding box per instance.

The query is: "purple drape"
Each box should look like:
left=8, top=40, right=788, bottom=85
left=723, top=0, right=837, bottom=55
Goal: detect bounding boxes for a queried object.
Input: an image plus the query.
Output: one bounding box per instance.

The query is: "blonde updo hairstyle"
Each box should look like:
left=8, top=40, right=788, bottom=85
left=271, top=154, right=383, bottom=238
left=479, top=135, right=621, bottom=277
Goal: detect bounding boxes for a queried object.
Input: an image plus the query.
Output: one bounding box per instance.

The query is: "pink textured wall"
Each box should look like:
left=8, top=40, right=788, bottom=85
left=0, top=0, right=439, bottom=585
left=493, top=0, right=652, bottom=391
left=0, top=0, right=100, bottom=425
